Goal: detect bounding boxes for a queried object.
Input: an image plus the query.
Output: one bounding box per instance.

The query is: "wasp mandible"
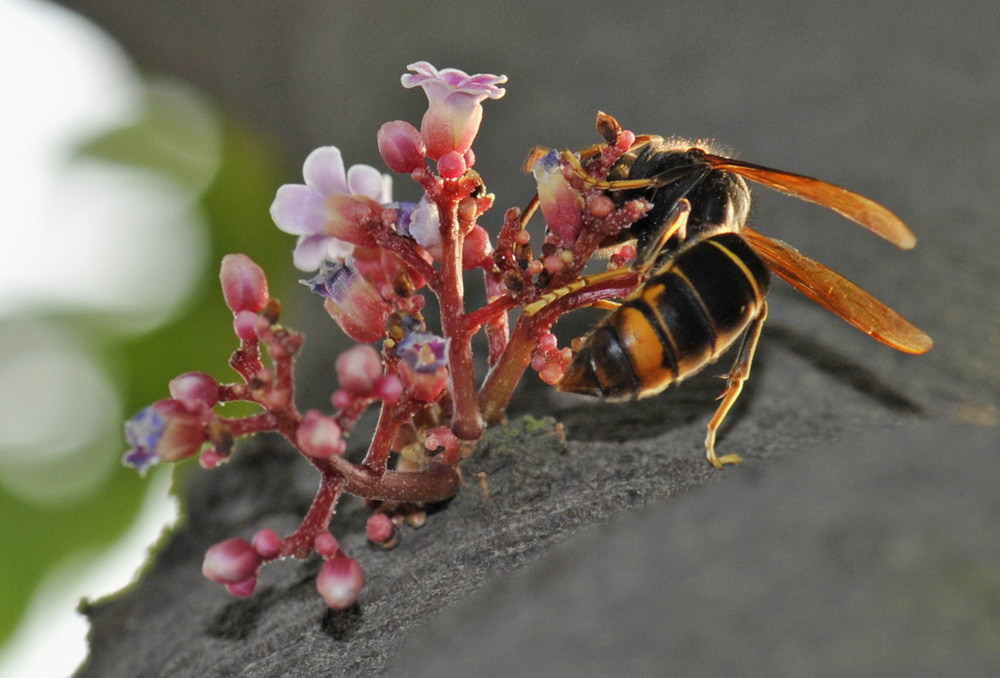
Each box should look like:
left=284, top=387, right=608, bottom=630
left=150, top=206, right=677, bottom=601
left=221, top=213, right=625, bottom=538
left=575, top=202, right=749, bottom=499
left=529, top=114, right=932, bottom=468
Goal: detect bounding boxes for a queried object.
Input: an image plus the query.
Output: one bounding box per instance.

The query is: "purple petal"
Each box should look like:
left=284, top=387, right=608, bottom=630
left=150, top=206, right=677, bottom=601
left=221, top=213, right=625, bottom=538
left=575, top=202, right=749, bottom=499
left=347, top=164, right=389, bottom=201
left=303, top=146, right=349, bottom=196
left=271, top=184, right=327, bottom=235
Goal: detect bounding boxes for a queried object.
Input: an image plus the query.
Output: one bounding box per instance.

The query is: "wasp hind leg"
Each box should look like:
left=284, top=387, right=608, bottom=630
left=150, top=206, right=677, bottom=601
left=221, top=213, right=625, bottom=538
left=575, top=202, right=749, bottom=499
left=704, top=302, right=769, bottom=469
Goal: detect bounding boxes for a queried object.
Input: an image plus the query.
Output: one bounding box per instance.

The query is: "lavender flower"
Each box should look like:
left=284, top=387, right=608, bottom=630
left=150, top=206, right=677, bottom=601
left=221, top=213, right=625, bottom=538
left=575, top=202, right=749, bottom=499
left=270, top=146, right=392, bottom=271
left=401, top=61, right=506, bottom=161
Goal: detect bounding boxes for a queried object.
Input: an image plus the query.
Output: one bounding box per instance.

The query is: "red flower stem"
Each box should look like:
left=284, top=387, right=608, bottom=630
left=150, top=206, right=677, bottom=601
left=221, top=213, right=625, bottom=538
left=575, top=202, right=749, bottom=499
left=436, top=193, right=484, bottom=441
left=279, top=472, right=344, bottom=558
left=360, top=396, right=422, bottom=474
left=462, top=294, right=517, bottom=335
left=478, top=313, right=538, bottom=424
left=322, top=458, right=460, bottom=502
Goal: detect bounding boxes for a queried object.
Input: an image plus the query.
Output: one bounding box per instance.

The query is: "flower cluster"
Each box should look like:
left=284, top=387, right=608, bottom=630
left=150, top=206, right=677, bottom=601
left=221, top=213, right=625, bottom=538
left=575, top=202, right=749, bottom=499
left=124, top=62, right=654, bottom=610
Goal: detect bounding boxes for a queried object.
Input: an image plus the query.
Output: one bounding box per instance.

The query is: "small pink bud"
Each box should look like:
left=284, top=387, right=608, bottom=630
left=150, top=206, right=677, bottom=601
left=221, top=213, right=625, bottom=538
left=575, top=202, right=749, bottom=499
left=296, top=410, right=346, bottom=459
left=225, top=577, right=258, bottom=598
left=538, top=333, right=558, bottom=352
left=436, top=151, right=467, bottom=179
left=202, top=537, right=261, bottom=585
left=220, top=254, right=269, bottom=314
left=374, top=375, right=403, bottom=403
left=252, top=529, right=282, bottom=559
left=377, top=120, right=426, bottom=173
left=462, top=224, right=492, bottom=270
left=314, top=532, right=339, bottom=558
left=335, top=345, right=383, bottom=395
left=316, top=554, right=365, bottom=610
left=169, top=372, right=220, bottom=411
left=366, top=514, right=395, bottom=544
left=233, top=310, right=259, bottom=341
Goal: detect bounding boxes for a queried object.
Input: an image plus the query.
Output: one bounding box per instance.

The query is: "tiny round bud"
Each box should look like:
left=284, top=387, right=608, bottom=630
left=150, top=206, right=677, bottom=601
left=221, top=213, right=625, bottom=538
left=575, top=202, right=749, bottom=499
left=169, top=372, right=220, bottom=411
left=457, top=197, right=479, bottom=224
left=335, top=344, right=383, bottom=395
left=220, top=254, right=269, bottom=314
left=437, top=150, right=467, bottom=179
left=374, top=375, right=403, bottom=404
left=538, top=333, right=558, bottom=352
left=202, top=537, right=261, bottom=585
left=233, top=310, right=259, bottom=341
left=366, top=514, right=395, bottom=544
left=462, top=225, right=492, bottom=270
left=588, top=195, right=616, bottom=218
left=314, top=531, right=339, bottom=558
left=316, top=554, right=365, bottom=610
left=252, top=529, right=282, bottom=559
left=296, top=410, right=346, bottom=459
left=377, top=120, right=426, bottom=173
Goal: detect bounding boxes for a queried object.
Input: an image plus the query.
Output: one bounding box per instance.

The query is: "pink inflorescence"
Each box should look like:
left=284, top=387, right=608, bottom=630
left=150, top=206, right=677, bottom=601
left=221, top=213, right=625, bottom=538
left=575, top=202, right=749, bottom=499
left=123, top=62, right=653, bottom=610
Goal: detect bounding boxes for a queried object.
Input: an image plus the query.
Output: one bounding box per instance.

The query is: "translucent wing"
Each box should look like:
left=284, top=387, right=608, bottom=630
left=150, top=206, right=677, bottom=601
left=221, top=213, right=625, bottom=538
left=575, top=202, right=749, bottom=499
left=706, top=154, right=916, bottom=249
left=743, top=228, right=932, bottom=354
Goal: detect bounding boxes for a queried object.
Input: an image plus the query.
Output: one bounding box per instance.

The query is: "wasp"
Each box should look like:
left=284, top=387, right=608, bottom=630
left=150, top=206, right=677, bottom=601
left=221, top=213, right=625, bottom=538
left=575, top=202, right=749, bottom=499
left=528, top=114, right=933, bottom=468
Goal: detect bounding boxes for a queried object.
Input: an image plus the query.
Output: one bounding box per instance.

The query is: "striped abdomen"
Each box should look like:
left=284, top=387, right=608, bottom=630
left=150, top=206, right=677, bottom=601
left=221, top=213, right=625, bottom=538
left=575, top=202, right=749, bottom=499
left=558, top=232, right=770, bottom=400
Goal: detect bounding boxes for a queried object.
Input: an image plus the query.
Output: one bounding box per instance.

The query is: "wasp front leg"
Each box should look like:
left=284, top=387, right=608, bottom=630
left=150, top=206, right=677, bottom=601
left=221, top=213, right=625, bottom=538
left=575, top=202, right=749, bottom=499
left=704, top=301, right=769, bottom=468
left=523, top=200, right=691, bottom=317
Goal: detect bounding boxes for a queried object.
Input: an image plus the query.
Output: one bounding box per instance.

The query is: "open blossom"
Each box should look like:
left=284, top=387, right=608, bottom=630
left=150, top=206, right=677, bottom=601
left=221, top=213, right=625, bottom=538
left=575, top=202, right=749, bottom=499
left=270, top=146, right=392, bottom=271
left=533, top=150, right=584, bottom=245
left=123, top=399, right=207, bottom=475
left=401, top=61, right=506, bottom=161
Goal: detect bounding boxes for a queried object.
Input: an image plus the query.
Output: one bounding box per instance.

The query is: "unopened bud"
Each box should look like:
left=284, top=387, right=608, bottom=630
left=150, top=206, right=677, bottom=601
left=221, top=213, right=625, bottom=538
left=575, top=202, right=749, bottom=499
left=377, top=120, right=426, bottom=173
left=220, top=254, right=269, bottom=314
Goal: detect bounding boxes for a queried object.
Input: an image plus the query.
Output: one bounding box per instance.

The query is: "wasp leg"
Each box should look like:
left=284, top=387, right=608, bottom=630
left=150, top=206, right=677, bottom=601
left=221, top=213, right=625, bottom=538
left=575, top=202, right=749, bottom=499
left=704, top=301, right=769, bottom=469
left=523, top=201, right=691, bottom=316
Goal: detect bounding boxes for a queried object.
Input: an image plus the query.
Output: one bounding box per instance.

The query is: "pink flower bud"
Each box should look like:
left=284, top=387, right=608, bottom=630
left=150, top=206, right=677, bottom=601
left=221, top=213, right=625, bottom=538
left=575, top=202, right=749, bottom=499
left=169, top=372, right=220, bottom=411
left=335, top=344, right=383, bottom=395
left=233, top=310, right=260, bottom=341
left=366, top=514, right=395, bottom=544
left=314, top=532, right=339, bottom=558
left=202, top=537, right=261, bottom=585
left=316, top=554, right=365, bottom=610
left=436, top=150, right=467, bottom=179
left=220, top=254, right=269, bottom=314
left=374, top=375, right=403, bottom=403
left=377, top=120, right=426, bottom=173
left=252, top=529, right=282, bottom=559
left=462, top=224, right=492, bottom=270
left=296, top=410, right=346, bottom=459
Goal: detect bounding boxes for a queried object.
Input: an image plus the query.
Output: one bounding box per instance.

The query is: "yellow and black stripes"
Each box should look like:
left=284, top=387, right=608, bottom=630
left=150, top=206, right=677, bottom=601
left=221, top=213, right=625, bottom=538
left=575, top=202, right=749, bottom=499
left=558, top=233, right=770, bottom=400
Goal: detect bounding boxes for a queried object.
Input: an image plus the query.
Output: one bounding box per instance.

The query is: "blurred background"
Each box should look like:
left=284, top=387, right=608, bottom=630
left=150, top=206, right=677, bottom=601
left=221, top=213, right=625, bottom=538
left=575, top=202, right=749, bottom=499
left=1, top=1, right=995, bottom=675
